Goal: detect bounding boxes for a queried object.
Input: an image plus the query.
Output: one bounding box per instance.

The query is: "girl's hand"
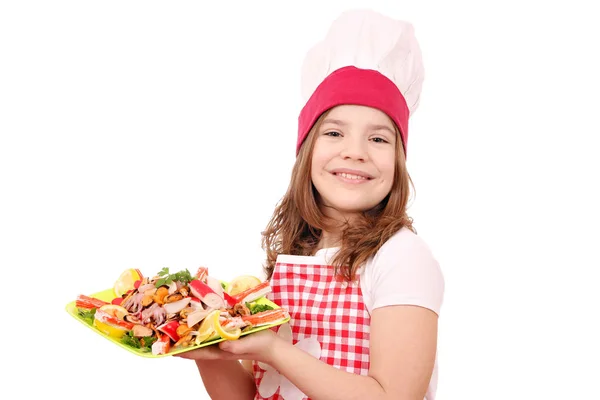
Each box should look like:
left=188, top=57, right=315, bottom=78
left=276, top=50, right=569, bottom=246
left=219, top=329, right=284, bottom=364
left=174, top=329, right=283, bottom=364
left=217, top=329, right=282, bottom=364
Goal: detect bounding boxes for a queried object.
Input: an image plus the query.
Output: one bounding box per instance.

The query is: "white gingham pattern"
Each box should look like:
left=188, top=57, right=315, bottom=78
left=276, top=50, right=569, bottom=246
left=253, top=255, right=371, bottom=400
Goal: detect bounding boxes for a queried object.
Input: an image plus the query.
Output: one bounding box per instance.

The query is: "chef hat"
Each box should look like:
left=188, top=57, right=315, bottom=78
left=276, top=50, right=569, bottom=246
left=297, top=9, right=425, bottom=157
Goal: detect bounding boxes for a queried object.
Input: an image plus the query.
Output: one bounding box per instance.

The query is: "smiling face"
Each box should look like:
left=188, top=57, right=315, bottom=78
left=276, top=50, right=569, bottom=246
left=310, top=105, right=398, bottom=222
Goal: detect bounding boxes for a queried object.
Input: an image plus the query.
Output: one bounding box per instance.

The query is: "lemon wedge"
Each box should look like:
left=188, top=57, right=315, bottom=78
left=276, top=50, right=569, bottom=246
left=98, top=304, right=129, bottom=319
left=226, top=275, right=262, bottom=296
left=194, top=310, right=219, bottom=345
left=93, top=319, right=129, bottom=339
left=93, top=304, right=131, bottom=339
left=212, top=310, right=241, bottom=341
left=113, top=268, right=143, bottom=297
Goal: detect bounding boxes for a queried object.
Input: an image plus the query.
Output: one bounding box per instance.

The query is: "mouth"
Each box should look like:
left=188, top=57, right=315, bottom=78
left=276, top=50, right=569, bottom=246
left=329, top=168, right=374, bottom=181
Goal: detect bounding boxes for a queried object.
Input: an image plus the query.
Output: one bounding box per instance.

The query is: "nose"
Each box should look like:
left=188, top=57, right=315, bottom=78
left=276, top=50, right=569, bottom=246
left=340, top=136, right=368, bottom=161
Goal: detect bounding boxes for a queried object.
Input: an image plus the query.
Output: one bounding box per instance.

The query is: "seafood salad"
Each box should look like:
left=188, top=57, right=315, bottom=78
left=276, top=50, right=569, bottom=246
left=73, top=267, right=289, bottom=356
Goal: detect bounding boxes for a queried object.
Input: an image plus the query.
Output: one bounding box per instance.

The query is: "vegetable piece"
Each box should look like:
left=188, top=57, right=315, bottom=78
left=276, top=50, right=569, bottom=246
left=157, top=320, right=180, bottom=342
left=111, top=297, right=124, bottom=305
left=77, top=308, right=96, bottom=325
left=194, top=310, right=220, bottom=345
left=154, top=267, right=194, bottom=288
left=212, top=308, right=242, bottom=341
left=247, top=302, right=275, bottom=315
left=98, top=304, right=129, bottom=320
left=113, top=268, right=143, bottom=297
left=227, top=275, right=262, bottom=296
left=121, top=330, right=156, bottom=352
left=93, top=308, right=134, bottom=339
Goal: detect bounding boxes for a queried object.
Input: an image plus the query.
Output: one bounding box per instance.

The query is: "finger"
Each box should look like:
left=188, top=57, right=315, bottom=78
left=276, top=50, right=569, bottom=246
left=218, top=339, right=252, bottom=356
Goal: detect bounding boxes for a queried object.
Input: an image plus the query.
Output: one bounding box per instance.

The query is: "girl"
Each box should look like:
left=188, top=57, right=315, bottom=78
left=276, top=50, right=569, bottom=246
left=178, top=9, right=444, bottom=400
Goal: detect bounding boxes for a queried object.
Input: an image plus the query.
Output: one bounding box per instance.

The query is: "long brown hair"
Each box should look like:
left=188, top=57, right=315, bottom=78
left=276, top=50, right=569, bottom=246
left=261, top=110, right=416, bottom=282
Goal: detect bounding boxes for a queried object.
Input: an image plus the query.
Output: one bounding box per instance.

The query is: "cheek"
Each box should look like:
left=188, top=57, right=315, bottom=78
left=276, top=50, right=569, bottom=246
left=386, top=162, right=396, bottom=180
left=310, top=147, right=330, bottom=176
left=310, top=155, right=322, bottom=184
left=378, top=154, right=396, bottom=183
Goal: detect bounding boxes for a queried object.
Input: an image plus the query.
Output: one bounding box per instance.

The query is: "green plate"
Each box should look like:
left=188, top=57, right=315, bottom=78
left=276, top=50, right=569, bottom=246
left=65, top=286, right=289, bottom=358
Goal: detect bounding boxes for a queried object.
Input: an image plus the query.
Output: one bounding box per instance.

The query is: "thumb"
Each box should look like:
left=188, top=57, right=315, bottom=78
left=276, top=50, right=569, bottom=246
left=219, top=339, right=239, bottom=352
left=219, top=339, right=249, bottom=355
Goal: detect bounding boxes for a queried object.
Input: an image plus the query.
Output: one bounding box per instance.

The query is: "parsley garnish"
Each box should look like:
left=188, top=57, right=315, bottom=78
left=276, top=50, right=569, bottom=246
left=246, top=302, right=274, bottom=314
left=78, top=308, right=96, bottom=325
left=154, top=267, right=195, bottom=288
left=120, top=330, right=157, bottom=352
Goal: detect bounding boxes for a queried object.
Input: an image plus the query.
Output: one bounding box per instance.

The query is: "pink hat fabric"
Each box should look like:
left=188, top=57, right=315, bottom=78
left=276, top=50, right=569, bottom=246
left=297, top=66, right=409, bottom=156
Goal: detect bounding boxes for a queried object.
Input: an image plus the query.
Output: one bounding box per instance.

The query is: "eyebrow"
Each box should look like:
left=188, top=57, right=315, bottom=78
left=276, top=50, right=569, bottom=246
left=322, top=118, right=395, bottom=135
left=322, top=118, right=347, bottom=126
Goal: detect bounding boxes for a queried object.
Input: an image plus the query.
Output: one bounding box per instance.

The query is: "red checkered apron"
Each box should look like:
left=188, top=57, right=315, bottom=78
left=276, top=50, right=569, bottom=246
left=253, top=254, right=371, bottom=400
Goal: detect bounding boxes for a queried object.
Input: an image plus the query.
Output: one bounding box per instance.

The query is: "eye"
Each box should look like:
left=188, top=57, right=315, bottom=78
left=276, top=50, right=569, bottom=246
left=324, top=131, right=342, bottom=137
left=371, top=137, right=389, bottom=143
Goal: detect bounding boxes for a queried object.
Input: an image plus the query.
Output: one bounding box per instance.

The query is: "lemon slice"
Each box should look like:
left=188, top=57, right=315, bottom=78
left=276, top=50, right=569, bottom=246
left=99, top=304, right=129, bottom=319
left=226, top=275, right=262, bottom=296
left=194, top=310, right=219, bottom=345
left=113, top=268, right=143, bottom=297
left=93, top=319, right=129, bottom=339
left=93, top=304, right=131, bottom=339
left=212, top=310, right=241, bottom=341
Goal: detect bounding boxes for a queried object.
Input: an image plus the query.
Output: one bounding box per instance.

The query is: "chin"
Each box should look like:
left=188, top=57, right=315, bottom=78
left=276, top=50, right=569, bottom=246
left=323, top=201, right=379, bottom=219
left=315, top=188, right=388, bottom=219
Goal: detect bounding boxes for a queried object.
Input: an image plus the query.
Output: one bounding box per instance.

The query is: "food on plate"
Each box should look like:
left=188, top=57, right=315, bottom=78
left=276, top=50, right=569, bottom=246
left=92, top=304, right=133, bottom=339
left=113, top=268, right=143, bottom=298
left=226, top=275, right=262, bottom=296
left=73, top=266, right=289, bottom=356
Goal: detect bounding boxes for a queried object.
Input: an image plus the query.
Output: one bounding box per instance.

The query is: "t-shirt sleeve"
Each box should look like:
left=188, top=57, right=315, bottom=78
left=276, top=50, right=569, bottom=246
left=365, top=229, right=445, bottom=316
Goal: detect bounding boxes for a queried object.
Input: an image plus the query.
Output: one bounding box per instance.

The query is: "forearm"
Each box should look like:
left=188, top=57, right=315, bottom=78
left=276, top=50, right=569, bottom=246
left=195, top=359, right=256, bottom=400
left=269, top=341, right=387, bottom=400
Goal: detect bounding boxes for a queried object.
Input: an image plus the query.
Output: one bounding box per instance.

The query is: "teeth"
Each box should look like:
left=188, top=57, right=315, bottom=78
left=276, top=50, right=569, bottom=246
left=338, top=172, right=367, bottom=180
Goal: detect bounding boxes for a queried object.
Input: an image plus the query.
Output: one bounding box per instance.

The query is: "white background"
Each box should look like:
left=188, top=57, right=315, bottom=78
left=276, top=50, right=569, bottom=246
left=1, top=1, right=599, bottom=399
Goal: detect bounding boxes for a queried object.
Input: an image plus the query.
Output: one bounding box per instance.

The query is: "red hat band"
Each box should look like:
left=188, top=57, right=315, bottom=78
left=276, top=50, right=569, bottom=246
left=297, top=66, right=410, bottom=157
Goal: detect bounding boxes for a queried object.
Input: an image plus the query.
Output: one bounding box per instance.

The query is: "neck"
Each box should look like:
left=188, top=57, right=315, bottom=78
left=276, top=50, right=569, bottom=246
left=317, top=230, right=341, bottom=251
left=315, top=204, right=358, bottom=251
left=319, top=203, right=360, bottom=227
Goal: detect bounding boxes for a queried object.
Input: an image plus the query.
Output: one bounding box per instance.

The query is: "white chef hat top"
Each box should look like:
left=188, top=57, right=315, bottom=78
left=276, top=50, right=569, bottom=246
left=300, top=9, right=425, bottom=116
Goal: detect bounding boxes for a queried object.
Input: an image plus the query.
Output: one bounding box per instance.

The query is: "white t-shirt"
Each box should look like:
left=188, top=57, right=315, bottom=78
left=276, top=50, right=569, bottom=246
left=315, top=226, right=445, bottom=399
